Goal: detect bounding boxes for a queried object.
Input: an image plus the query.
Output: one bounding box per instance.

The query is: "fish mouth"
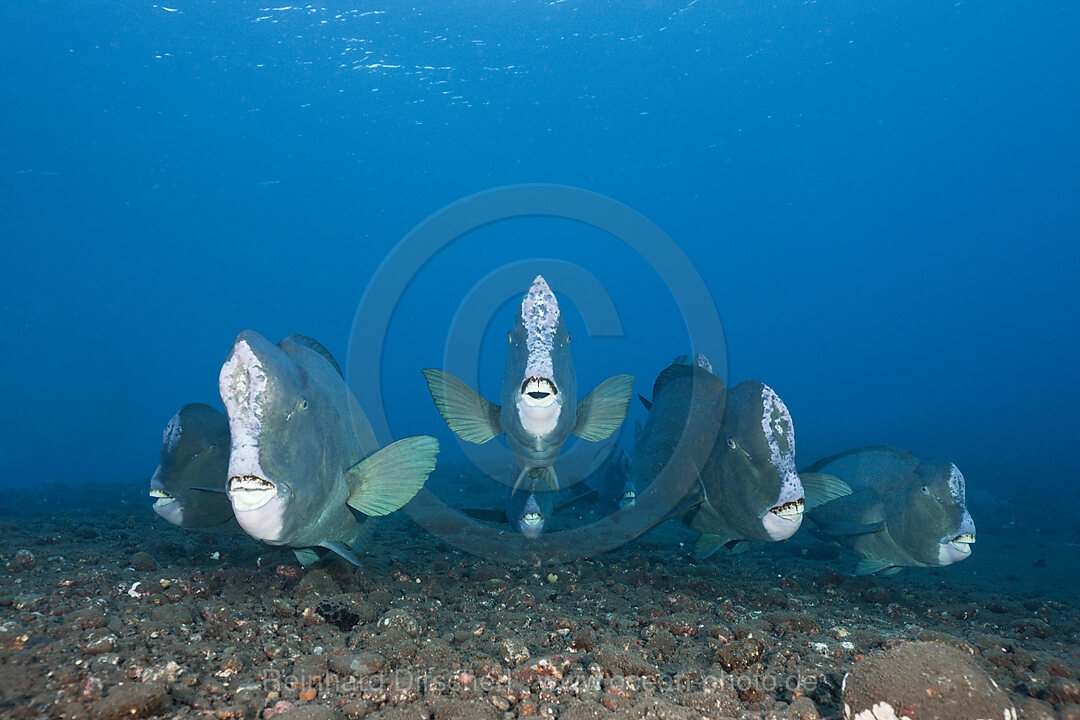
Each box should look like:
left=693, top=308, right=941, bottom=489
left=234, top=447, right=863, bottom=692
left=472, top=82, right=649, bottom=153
left=770, top=498, right=805, bottom=521
left=618, top=490, right=637, bottom=508
left=228, top=474, right=278, bottom=511
left=762, top=498, right=804, bottom=541
left=149, top=488, right=176, bottom=508
left=520, top=377, right=558, bottom=407
left=948, top=533, right=976, bottom=554
left=522, top=511, right=543, bottom=527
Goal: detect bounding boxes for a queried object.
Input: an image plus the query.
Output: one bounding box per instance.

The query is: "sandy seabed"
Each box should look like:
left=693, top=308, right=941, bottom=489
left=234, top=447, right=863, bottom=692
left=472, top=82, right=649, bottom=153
left=0, top=472, right=1077, bottom=720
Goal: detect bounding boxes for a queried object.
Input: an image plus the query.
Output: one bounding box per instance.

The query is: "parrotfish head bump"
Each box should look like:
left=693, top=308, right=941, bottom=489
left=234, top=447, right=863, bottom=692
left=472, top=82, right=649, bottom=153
left=516, top=276, right=562, bottom=435
left=759, top=385, right=804, bottom=540
left=219, top=332, right=286, bottom=542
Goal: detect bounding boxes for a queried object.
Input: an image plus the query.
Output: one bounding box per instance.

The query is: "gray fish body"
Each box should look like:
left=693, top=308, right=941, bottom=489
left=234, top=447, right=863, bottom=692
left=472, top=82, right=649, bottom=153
left=220, top=331, right=437, bottom=565
left=423, top=275, right=633, bottom=492
left=634, top=357, right=805, bottom=554
left=149, top=403, right=236, bottom=530
left=499, top=277, right=578, bottom=478
left=803, top=447, right=976, bottom=575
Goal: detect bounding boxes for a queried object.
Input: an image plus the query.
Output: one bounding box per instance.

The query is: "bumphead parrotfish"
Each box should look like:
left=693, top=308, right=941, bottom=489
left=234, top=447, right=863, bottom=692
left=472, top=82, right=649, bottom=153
left=635, top=355, right=833, bottom=557
left=149, top=403, right=237, bottom=530
left=219, top=331, right=439, bottom=566
left=802, top=446, right=976, bottom=576
left=423, top=275, right=634, bottom=493
left=461, top=485, right=557, bottom=539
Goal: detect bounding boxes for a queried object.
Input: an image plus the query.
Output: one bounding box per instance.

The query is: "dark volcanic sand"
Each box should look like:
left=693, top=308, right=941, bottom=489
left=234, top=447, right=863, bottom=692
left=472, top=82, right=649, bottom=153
left=1, top=474, right=1078, bottom=720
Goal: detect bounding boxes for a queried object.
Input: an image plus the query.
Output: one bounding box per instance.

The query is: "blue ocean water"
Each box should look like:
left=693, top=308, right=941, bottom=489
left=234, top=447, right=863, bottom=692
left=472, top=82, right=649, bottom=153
left=1, top=0, right=1077, bottom=538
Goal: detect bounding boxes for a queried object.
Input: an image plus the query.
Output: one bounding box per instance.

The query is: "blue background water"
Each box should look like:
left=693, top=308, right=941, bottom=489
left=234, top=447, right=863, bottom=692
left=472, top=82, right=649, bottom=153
left=2, top=2, right=1077, bottom=532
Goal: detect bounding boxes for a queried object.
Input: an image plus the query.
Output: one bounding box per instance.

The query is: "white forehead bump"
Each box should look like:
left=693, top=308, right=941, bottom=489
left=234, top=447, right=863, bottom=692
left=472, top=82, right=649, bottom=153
left=521, top=275, right=560, bottom=380
left=761, top=385, right=801, bottom=502
left=220, top=338, right=269, bottom=479
left=694, top=352, right=714, bottom=375
left=163, top=412, right=182, bottom=453
left=948, top=463, right=966, bottom=503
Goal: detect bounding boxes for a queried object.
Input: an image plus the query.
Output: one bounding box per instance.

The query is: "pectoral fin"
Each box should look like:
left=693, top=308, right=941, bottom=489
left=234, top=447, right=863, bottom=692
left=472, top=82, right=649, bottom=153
left=572, top=374, right=634, bottom=441
left=345, top=436, right=439, bottom=516
left=422, top=368, right=501, bottom=444
left=321, top=541, right=363, bottom=566
left=800, top=473, right=852, bottom=511
left=512, top=465, right=559, bottom=492
left=293, top=548, right=323, bottom=566
left=695, top=532, right=733, bottom=560
left=854, top=556, right=901, bottom=576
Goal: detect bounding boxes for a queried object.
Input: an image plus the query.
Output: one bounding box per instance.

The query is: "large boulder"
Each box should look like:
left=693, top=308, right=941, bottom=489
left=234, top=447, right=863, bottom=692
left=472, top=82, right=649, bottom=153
left=842, top=642, right=1016, bottom=720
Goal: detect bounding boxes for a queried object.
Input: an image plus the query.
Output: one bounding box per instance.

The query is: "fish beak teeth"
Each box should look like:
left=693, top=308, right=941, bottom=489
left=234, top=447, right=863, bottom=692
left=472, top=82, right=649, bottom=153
left=149, top=489, right=175, bottom=507
left=619, top=491, right=637, bottom=508
left=522, top=512, right=543, bottom=527
left=228, top=474, right=278, bottom=511
left=770, top=498, right=805, bottom=521
left=520, top=377, right=558, bottom=407
left=949, top=533, right=976, bottom=553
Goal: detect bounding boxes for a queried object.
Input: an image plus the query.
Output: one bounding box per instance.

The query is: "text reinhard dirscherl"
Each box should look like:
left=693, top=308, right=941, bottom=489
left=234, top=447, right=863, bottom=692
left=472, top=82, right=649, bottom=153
left=259, top=666, right=821, bottom=697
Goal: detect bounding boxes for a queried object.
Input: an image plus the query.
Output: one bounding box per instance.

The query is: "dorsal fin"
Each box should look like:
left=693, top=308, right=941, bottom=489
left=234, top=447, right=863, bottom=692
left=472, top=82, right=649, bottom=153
left=651, top=361, right=696, bottom=399
left=800, top=446, right=914, bottom=474
left=286, top=334, right=343, bottom=377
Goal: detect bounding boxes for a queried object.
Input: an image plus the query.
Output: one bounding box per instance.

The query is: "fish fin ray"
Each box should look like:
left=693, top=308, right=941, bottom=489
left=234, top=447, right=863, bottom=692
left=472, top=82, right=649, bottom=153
left=854, top=556, right=899, bottom=576
left=293, top=548, right=323, bottom=566
left=800, top=473, right=853, bottom=511
left=320, top=541, right=363, bottom=566
left=512, top=466, right=532, bottom=493
left=695, top=532, right=732, bottom=560
left=542, top=466, right=559, bottom=492
left=422, top=368, right=501, bottom=443
left=572, top=374, right=634, bottom=441
left=345, top=436, right=439, bottom=516
left=638, top=394, right=653, bottom=411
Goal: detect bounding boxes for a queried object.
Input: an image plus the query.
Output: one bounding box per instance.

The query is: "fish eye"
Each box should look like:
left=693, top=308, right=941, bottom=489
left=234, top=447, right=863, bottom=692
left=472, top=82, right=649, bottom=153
left=208, top=444, right=218, bottom=454
left=920, top=486, right=929, bottom=494
left=299, top=397, right=309, bottom=411
left=726, top=438, right=737, bottom=450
